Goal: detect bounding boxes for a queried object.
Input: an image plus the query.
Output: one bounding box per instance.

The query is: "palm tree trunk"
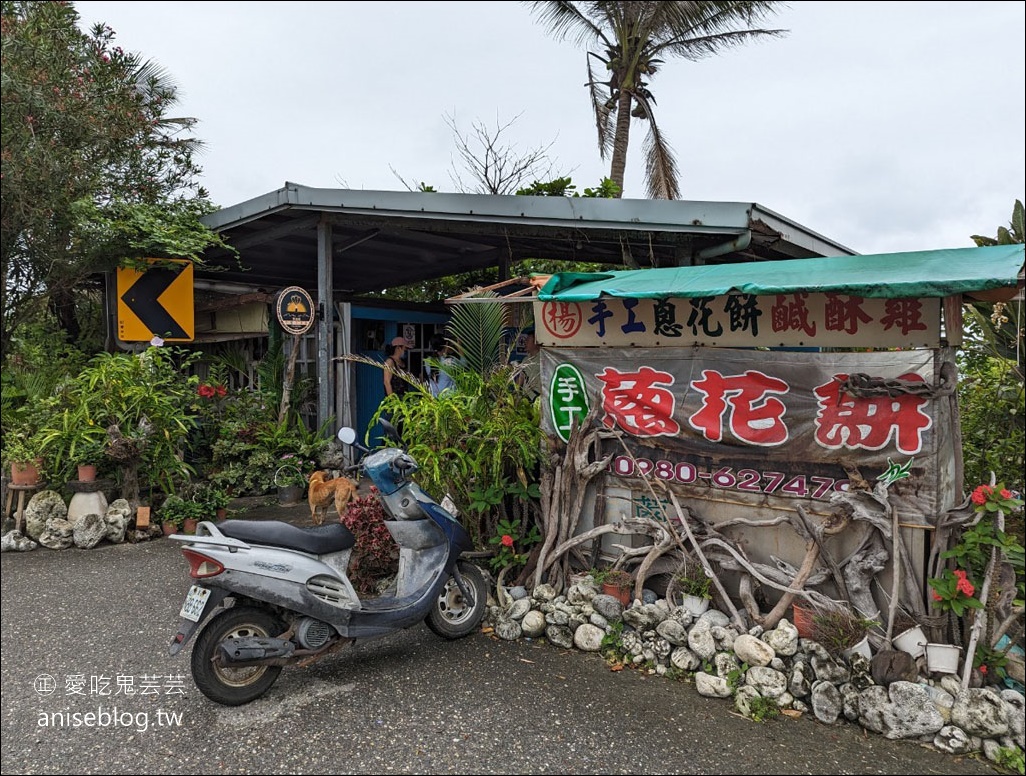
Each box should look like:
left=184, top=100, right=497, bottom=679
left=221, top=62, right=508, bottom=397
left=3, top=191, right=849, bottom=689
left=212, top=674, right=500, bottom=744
left=609, top=91, right=633, bottom=198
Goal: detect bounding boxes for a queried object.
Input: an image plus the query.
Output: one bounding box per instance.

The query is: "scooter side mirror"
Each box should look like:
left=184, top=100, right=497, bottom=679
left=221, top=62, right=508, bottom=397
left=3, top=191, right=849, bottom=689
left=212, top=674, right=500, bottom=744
left=336, top=427, right=357, bottom=445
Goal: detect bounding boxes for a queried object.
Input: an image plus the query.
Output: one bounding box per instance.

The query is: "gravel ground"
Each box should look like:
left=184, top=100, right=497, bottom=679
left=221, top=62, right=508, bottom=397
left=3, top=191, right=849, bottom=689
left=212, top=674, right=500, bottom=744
left=0, top=502, right=1007, bottom=776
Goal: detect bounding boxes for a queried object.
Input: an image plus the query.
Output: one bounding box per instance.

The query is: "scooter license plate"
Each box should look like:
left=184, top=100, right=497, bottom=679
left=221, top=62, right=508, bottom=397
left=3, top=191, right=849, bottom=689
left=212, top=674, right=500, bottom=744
left=179, top=585, right=211, bottom=622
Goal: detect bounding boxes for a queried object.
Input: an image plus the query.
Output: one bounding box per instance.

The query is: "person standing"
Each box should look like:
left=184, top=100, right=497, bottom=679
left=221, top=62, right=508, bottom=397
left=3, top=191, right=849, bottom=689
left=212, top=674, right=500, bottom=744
left=425, top=334, right=457, bottom=398
left=383, top=336, right=410, bottom=398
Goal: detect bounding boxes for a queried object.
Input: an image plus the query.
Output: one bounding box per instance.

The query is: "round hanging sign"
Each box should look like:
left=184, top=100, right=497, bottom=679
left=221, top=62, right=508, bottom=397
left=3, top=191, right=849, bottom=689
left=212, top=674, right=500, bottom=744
left=276, top=286, right=315, bottom=335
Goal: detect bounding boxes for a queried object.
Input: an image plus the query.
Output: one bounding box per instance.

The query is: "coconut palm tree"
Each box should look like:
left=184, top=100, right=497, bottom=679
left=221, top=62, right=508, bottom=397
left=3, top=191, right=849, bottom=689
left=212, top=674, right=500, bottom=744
left=524, top=1, right=787, bottom=199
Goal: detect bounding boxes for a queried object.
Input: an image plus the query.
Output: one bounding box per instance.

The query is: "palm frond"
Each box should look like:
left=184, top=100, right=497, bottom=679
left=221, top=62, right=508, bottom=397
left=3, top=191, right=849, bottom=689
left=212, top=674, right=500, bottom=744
left=642, top=106, right=680, bottom=200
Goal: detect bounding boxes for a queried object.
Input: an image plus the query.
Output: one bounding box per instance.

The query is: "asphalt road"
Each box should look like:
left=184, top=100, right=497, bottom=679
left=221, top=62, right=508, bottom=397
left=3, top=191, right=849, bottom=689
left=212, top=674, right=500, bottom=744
left=0, top=523, right=1006, bottom=776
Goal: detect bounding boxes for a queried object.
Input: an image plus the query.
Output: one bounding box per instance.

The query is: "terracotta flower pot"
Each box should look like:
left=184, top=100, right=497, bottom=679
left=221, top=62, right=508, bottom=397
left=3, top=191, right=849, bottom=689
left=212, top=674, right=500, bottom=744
left=10, top=460, right=42, bottom=486
left=161, top=522, right=178, bottom=536
left=791, top=603, right=816, bottom=639
left=77, top=464, right=97, bottom=483
left=601, top=582, right=631, bottom=606
left=183, top=518, right=199, bottom=535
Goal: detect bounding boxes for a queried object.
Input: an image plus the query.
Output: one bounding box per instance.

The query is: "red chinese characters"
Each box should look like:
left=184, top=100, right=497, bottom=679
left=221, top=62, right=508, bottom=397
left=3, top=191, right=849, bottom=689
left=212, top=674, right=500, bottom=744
left=813, top=373, right=932, bottom=454
left=688, top=370, right=790, bottom=445
left=597, top=366, right=680, bottom=437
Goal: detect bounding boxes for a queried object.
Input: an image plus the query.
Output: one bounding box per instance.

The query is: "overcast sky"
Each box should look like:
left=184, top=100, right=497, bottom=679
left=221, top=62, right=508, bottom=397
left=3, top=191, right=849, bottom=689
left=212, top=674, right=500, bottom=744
left=73, top=1, right=1025, bottom=256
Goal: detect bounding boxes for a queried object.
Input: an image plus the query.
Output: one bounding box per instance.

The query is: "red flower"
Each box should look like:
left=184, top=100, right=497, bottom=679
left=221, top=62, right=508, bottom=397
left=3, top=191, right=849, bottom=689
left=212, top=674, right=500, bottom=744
left=979, top=665, right=988, bottom=674
left=971, top=485, right=992, bottom=505
left=501, top=534, right=514, bottom=548
left=1000, top=489, right=1012, bottom=499
left=215, top=384, right=227, bottom=397
left=197, top=384, right=215, bottom=398
left=931, top=590, right=943, bottom=601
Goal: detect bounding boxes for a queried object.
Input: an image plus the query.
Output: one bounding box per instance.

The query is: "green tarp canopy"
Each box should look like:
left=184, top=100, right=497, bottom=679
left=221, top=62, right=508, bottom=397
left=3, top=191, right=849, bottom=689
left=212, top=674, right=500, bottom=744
left=537, top=244, right=1025, bottom=301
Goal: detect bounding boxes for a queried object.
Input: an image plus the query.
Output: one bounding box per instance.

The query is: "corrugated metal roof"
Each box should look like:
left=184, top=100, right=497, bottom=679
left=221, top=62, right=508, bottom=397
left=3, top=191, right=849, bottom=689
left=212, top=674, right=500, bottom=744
left=197, top=183, right=858, bottom=294
left=538, top=244, right=1025, bottom=300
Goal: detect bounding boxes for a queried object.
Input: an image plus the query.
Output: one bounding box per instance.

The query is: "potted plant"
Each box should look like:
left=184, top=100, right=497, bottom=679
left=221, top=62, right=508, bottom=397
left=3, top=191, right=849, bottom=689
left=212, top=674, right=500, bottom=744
left=274, top=459, right=307, bottom=505
left=593, top=567, right=632, bottom=606
left=812, top=605, right=877, bottom=661
left=667, top=553, right=713, bottom=616
left=70, top=437, right=106, bottom=483
left=158, top=494, right=204, bottom=535
left=195, top=482, right=232, bottom=520
left=2, top=430, right=46, bottom=486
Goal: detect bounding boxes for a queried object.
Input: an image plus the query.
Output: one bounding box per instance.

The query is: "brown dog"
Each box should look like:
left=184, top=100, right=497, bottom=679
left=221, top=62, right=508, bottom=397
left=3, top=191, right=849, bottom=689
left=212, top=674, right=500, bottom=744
left=308, top=470, right=358, bottom=525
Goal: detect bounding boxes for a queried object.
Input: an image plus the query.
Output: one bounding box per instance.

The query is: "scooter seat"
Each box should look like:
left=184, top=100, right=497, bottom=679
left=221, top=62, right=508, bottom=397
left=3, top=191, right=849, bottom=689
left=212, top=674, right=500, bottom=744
left=218, top=520, right=356, bottom=554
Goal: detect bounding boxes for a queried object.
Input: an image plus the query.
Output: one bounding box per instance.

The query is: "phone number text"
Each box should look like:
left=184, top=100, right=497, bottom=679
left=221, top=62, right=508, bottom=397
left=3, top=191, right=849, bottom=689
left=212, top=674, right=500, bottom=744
left=607, top=456, right=849, bottom=500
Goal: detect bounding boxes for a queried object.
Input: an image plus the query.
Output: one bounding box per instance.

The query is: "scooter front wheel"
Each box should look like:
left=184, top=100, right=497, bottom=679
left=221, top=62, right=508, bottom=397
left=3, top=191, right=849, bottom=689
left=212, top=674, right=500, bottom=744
left=425, top=561, right=487, bottom=639
left=191, top=606, right=284, bottom=706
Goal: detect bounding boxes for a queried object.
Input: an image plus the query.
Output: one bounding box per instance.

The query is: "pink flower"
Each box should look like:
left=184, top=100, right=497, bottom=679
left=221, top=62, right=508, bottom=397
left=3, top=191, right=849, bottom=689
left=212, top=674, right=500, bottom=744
left=501, top=534, right=514, bottom=548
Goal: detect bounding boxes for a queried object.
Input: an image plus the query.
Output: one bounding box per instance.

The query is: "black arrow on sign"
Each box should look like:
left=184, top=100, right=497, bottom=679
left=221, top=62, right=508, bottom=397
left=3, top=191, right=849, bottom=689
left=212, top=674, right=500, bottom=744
left=121, top=265, right=189, bottom=339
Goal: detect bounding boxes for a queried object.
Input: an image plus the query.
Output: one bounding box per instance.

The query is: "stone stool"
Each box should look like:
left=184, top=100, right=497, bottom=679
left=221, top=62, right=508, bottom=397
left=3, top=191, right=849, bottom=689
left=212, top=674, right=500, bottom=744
left=66, top=479, right=113, bottom=525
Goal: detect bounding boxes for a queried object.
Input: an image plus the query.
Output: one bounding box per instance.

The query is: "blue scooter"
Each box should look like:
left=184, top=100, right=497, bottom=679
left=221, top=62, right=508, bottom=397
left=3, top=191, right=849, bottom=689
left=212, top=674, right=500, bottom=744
left=167, top=419, right=487, bottom=706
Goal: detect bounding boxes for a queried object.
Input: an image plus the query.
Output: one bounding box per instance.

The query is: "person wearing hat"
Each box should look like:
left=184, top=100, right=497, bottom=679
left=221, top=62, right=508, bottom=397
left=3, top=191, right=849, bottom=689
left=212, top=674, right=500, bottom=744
left=384, top=336, right=410, bottom=398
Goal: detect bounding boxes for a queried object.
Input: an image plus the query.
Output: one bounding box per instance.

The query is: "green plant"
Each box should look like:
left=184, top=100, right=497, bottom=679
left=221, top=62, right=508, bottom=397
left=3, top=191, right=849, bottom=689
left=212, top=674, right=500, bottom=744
left=35, top=409, right=108, bottom=480
left=671, top=554, right=712, bottom=600
left=992, top=744, right=1025, bottom=775
left=486, top=517, right=541, bottom=573
left=158, top=494, right=204, bottom=527
left=593, top=568, right=631, bottom=591
left=726, top=663, right=748, bottom=694
left=744, top=695, right=781, bottom=723
left=2, top=427, right=44, bottom=468
left=274, top=461, right=308, bottom=489
left=928, top=567, right=984, bottom=617
left=931, top=483, right=1025, bottom=616
left=811, top=607, right=877, bottom=653
left=599, top=619, right=625, bottom=657
left=194, top=482, right=231, bottom=512
left=366, top=304, right=542, bottom=550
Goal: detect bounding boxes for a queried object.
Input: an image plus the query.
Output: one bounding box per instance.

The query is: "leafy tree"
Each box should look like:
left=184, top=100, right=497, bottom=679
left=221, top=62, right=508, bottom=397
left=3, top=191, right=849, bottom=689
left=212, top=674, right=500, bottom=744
left=958, top=200, right=1025, bottom=503
left=966, top=199, right=1024, bottom=377
left=524, top=1, right=786, bottom=199
left=372, top=294, right=542, bottom=550
left=1, top=1, right=229, bottom=357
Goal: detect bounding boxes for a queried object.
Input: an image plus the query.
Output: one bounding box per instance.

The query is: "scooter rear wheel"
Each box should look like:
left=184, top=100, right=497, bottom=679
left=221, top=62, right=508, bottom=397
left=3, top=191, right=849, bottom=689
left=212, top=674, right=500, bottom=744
left=426, top=561, right=487, bottom=639
left=191, top=606, right=284, bottom=706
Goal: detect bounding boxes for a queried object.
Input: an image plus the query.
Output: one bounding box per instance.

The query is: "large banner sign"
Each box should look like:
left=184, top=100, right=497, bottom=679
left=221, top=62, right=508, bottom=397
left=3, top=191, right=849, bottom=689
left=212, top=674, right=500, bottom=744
left=534, top=295, right=942, bottom=349
left=539, top=346, right=956, bottom=526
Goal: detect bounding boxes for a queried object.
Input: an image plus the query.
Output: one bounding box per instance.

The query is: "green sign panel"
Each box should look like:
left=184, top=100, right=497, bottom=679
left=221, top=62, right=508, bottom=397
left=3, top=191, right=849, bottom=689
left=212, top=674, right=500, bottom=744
left=548, top=363, right=590, bottom=443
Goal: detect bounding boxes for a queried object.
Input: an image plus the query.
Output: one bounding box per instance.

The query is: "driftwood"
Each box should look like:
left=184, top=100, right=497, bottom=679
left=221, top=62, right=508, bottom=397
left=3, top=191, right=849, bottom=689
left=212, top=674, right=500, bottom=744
left=532, top=403, right=612, bottom=593
left=545, top=517, right=673, bottom=600
left=761, top=503, right=849, bottom=629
